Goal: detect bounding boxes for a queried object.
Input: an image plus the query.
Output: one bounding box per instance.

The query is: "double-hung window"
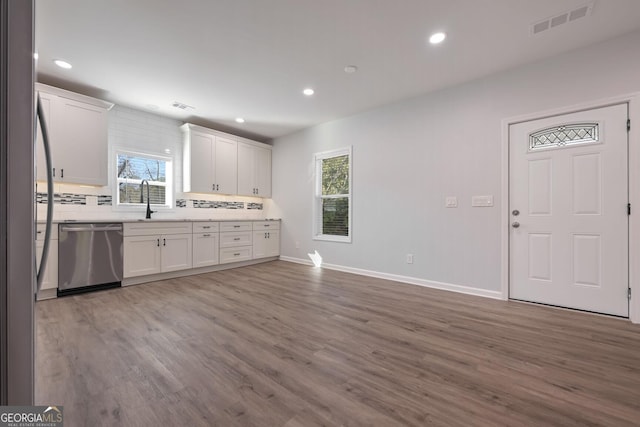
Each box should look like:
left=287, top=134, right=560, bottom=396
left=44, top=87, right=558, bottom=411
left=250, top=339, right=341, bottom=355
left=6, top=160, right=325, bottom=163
left=116, top=151, right=173, bottom=208
left=313, top=147, right=352, bottom=242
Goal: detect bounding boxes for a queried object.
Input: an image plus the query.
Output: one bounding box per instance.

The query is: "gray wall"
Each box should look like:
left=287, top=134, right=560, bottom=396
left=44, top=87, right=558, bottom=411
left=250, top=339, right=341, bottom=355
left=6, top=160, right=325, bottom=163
left=269, top=30, right=640, bottom=293
left=1, top=0, right=34, bottom=404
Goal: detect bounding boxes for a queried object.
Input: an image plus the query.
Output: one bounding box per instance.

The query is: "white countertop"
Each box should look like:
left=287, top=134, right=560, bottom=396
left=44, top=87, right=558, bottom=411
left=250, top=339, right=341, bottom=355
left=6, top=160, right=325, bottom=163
left=38, top=218, right=281, bottom=224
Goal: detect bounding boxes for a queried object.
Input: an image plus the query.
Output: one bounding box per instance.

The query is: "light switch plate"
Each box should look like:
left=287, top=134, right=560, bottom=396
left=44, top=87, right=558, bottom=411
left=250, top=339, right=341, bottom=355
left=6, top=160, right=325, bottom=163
left=445, top=196, right=458, bottom=208
left=472, top=195, right=494, bottom=207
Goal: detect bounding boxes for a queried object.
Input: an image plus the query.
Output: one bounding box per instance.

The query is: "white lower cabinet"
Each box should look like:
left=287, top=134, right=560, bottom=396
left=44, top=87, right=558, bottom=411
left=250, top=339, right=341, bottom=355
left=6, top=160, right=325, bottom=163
left=219, top=221, right=253, bottom=264
left=123, top=235, right=162, bottom=277
left=161, top=234, right=193, bottom=272
left=122, top=220, right=279, bottom=283
left=193, top=232, right=219, bottom=268
left=123, top=222, right=193, bottom=278
left=220, top=246, right=253, bottom=264
left=252, top=221, right=280, bottom=259
left=253, top=230, right=280, bottom=259
left=36, top=226, right=58, bottom=296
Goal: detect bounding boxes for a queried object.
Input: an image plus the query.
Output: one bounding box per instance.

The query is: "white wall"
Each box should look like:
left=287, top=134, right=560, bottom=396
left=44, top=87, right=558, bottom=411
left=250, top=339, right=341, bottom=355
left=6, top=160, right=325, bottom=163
left=269, top=30, right=640, bottom=293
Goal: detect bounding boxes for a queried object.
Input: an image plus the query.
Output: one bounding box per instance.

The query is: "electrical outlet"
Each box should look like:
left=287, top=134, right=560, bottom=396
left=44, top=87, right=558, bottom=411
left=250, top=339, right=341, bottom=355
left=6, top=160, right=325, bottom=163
left=295, top=241, right=300, bottom=249
left=406, top=254, right=414, bottom=264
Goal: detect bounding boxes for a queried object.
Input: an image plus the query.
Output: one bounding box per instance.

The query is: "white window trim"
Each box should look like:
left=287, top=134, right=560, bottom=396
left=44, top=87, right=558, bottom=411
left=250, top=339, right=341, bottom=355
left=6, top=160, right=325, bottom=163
left=313, top=146, right=352, bottom=243
left=114, top=149, right=174, bottom=211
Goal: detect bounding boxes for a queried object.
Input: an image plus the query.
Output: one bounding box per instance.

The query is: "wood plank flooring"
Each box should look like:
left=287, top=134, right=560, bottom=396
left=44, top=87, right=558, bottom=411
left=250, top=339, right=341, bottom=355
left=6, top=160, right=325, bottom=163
left=36, top=261, right=640, bottom=426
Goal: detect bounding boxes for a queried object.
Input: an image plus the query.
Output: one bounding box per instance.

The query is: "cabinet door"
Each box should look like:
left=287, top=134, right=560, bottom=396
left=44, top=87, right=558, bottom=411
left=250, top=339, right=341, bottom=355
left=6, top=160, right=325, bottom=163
left=161, top=233, right=193, bottom=272
left=255, top=146, right=272, bottom=198
left=214, top=136, right=237, bottom=194
left=124, top=235, right=161, bottom=278
left=237, top=142, right=255, bottom=196
left=54, top=96, right=109, bottom=185
left=186, top=131, right=214, bottom=193
left=35, top=91, right=56, bottom=182
left=237, top=143, right=272, bottom=197
left=253, top=230, right=280, bottom=258
left=193, top=232, right=219, bottom=268
left=36, top=239, right=58, bottom=290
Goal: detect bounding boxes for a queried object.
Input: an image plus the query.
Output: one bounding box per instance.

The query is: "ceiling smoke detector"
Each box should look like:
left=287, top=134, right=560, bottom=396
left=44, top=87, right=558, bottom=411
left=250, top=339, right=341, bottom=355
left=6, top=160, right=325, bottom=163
left=531, top=1, right=594, bottom=35
left=171, top=101, right=194, bottom=110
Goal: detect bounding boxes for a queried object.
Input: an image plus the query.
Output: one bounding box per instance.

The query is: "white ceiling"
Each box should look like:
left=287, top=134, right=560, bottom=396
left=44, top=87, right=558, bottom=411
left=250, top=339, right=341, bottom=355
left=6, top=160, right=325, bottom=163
left=35, top=0, right=640, bottom=141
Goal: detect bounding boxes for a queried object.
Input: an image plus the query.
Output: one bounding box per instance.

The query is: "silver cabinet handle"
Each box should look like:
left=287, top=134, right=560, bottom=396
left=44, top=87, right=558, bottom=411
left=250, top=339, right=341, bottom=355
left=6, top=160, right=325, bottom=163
left=512, top=222, right=520, bottom=228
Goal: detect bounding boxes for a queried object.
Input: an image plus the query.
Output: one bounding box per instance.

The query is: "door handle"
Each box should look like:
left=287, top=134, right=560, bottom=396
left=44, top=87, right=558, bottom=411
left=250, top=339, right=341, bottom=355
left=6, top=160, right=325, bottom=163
left=512, top=222, right=520, bottom=228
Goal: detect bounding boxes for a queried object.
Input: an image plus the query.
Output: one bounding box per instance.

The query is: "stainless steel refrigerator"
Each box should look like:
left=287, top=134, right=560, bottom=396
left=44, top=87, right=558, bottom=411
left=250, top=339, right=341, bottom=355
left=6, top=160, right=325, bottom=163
left=0, top=0, right=35, bottom=405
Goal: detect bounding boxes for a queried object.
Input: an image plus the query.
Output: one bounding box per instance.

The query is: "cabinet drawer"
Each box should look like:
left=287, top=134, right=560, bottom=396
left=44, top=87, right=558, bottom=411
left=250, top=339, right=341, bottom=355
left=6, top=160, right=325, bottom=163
left=193, top=222, right=219, bottom=233
left=124, top=221, right=193, bottom=236
left=220, top=221, right=251, bottom=232
left=252, top=221, right=280, bottom=231
left=220, top=231, right=252, bottom=248
left=220, top=246, right=252, bottom=264
left=37, top=223, right=58, bottom=240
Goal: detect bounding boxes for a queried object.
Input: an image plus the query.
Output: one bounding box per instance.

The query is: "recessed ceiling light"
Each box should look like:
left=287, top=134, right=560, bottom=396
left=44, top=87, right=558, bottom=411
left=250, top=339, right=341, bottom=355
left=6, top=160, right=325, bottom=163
left=429, top=32, right=446, bottom=44
left=303, top=88, right=315, bottom=96
left=344, top=65, right=358, bottom=74
left=164, top=149, right=171, bottom=154
left=235, top=117, right=245, bottom=123
left=53, top=59, right=72, bottom=69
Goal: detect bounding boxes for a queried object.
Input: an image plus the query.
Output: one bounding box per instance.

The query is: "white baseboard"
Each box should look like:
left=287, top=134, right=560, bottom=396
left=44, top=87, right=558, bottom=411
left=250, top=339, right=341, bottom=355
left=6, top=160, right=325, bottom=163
left=278, top=256, right=503, bottom=300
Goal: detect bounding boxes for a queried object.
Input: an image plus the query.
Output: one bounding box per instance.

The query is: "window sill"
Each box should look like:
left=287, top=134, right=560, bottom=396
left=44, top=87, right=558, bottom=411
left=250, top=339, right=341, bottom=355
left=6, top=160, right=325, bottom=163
left=313, top=235, right=351, bottom=243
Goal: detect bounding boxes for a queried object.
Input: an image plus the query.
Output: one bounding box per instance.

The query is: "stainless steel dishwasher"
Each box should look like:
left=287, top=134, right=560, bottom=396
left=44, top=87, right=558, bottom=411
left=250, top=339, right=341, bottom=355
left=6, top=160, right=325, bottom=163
left=58, top=223, right=123, bottom=295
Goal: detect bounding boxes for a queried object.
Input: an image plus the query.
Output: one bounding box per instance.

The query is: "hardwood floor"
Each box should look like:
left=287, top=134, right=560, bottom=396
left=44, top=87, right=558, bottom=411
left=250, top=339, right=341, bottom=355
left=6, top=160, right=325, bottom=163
left=36, top=261, right=640, bottom=426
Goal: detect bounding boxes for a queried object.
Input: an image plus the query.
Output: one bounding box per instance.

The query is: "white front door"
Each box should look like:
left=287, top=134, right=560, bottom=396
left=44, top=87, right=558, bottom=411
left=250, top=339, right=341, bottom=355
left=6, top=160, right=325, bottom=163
left=509, top=103, right=629, bottom=317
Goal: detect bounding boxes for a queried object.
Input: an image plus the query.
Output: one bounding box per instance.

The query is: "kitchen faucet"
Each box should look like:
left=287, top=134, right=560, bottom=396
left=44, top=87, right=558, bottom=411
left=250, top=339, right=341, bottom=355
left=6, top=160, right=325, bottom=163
left=140, top=179, right=155, bottom=219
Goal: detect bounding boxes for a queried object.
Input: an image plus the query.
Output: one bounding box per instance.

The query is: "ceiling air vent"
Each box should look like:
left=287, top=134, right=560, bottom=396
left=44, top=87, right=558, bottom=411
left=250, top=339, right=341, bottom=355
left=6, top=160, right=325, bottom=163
left=531, top=2, right=594, bottom=35
left=171, top=101, right=194, bottom=110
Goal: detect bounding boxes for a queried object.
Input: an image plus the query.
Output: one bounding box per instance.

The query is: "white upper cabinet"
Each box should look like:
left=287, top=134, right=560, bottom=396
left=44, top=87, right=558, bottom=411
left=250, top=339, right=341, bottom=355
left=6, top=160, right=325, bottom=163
left=186, top=130, right=215, bottom=193
left=35, top=83, right=113, bottom=186
left=237, top=141, right=272, bottom=198
left=182, top=124, right=238, bottom=195
left=215, top=136, right=238, bottom=195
